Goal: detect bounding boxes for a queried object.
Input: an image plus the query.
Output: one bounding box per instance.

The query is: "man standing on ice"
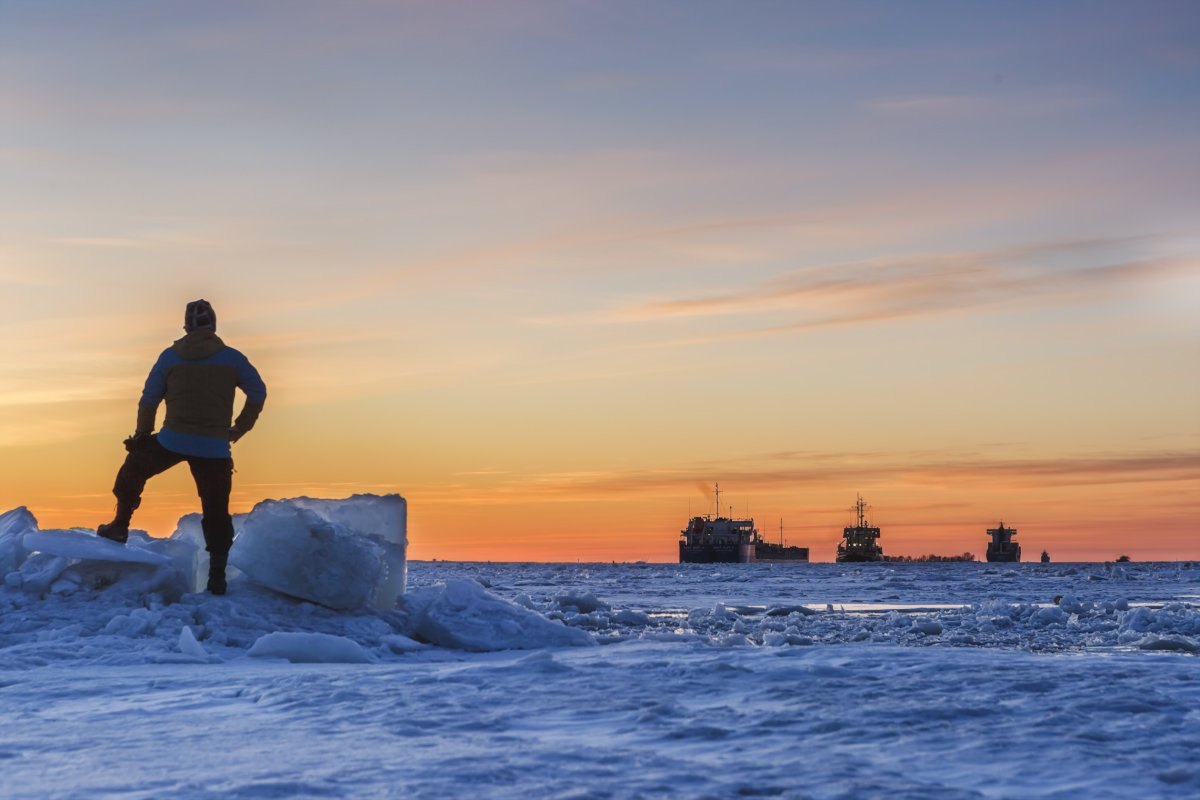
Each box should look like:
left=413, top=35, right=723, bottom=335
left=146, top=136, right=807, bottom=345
left=98, top=299, right=266, bottom=595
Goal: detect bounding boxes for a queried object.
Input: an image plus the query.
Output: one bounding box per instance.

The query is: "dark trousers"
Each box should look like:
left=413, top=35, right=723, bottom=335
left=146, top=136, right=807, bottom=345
left=112, top=436, right=235, bottom=555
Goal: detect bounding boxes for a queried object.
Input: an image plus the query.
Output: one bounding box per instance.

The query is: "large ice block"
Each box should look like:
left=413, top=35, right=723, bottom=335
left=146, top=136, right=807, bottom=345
left=228, top=494, right=406, bottom=610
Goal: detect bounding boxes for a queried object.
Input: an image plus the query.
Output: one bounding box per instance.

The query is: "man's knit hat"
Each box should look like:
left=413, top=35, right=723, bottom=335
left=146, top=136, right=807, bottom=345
left=184, top=299, right=217, bottom=332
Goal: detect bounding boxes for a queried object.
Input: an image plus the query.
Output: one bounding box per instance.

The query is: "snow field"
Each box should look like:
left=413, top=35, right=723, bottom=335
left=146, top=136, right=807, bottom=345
left=1, top=642, right=1197, bottom=799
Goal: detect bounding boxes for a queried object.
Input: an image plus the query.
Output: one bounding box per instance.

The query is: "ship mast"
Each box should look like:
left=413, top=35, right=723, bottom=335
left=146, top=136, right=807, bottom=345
left=713, top=482, right=720, bottom=520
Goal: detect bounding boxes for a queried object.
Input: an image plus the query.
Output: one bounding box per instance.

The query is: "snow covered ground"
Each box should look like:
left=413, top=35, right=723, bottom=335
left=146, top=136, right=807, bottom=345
left=2, top=502, right=1199, bottom=799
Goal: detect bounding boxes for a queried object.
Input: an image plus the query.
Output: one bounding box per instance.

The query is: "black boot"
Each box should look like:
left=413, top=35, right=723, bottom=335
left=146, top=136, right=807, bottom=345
left=98, top=502, right=133, bottom=544
left=207, top=550, right=228, bottom=595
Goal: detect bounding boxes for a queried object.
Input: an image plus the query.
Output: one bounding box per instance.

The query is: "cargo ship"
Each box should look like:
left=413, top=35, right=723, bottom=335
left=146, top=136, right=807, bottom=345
left=985, top=522, right=1020, bottom=562
left=678, top=484, right=809, bottom=563
left=835, top=494, right=884, bottom=563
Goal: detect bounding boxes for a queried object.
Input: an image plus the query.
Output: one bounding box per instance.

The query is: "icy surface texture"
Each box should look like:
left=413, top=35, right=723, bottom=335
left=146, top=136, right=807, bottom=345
left=247, top=631, right=374, bottom=663
left=399, top=578, right=595, bottom=651
left=229, top=494, right=406, bottom=611
left=1, top=558, right=1199, bottom=799
left=401, top=560, right=1200, bottom=654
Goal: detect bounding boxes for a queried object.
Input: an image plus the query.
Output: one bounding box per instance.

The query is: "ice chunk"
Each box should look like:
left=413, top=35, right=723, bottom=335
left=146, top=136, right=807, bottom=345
left=1057, top=595, right=1087, bottom=615
left=167, top=513, right=211, bottom=592
left=23, top=530, right=171, bottom=566
left=0, top=506, right=36, bottom=538
left=142, top=535, right=207, bottom=594
left=1033, top=605, right=1067, bottom=626
left=15, top=553, right=69, bottom=594
left=381, top=633, right=431, bottom=653
left=0, top=506, right=38, bottom=576
left=287, top=494, right=407, bottom=601
left=1135, top=635, right=1200, bottom=653
left=50, top=572, right=81, bottom=595
left=102, top=607, right=161, bottom=637
left=230, top=496, right=405, bottom=610
left=169, top=512, right=206, bottom=549
left=613, top=609, right=652, bottom=626
left=247, top=631, right=374, bottom=663
left=167, top=511, right=250, bottom=593
left=287, top=494, right=407, bottom=547
left=17, top=529, right=187, bottom=599
left=555, top=591, right=609, bottom=614
left=178, top=626, right=212, bottom=661
left=401, top=579, right=595, bottom=652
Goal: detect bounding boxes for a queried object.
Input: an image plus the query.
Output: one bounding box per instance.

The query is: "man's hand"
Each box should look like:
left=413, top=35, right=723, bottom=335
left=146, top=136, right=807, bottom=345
left=228, top=426, right=244, bottom=443
left=123, top=432, right=153, bottom=453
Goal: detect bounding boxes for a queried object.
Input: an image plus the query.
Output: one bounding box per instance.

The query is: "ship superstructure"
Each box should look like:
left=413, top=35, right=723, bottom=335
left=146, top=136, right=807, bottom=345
left=835, top=494, right=884, bottom=563
left=985, top=522, right=1020, bottom=563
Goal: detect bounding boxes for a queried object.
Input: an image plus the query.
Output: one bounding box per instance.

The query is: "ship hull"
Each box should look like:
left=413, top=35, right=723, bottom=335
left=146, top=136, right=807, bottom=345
left=835, top=553, right=884, bottom=563
left=986, top=545, right=1021, bottom=563
left=752, top=544, right=810, bottom=563
left=679, top=542, right=755, bottom=563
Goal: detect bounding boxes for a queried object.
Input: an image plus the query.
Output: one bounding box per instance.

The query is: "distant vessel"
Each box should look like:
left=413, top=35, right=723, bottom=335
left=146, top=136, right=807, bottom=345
left=836, top=495, right=883, bottom=563
left=1041, top=550, right=1050, bottom=564
left=678, top=485, right=809, bottom=563
left=755, top=519, right=810, bottom=563
left=985, top=522, right=1020, bottom=562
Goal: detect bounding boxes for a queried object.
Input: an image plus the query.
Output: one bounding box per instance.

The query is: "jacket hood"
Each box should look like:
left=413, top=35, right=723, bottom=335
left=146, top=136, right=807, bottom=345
left=172, top=330, right=225, bottom=361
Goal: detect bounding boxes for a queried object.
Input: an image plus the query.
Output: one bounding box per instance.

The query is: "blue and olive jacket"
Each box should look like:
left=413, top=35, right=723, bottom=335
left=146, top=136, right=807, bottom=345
left=136, top=331, right=267, bottom=459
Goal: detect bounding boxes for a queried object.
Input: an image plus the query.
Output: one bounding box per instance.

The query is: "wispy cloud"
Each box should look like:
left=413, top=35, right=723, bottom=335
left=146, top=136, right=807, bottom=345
left=539, top=450, right=1200, bottom=495
left=590, top=236, right=1197, bottom=342
left=865, top=87, right=1109, bottom=116
left=48, top=237, right=154, bottom=249
left=401, top=448, right=1200, bottom=506
left=712, top=42, right=984, bottom=76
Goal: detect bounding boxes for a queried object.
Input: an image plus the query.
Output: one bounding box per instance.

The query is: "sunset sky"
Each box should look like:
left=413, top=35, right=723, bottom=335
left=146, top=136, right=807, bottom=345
left=2, top=1, right=1198, bottom=562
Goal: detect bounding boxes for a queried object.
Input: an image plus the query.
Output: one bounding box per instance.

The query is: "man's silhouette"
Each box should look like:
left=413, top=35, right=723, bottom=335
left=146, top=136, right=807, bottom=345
left=99, top=299, right=266, bottom=594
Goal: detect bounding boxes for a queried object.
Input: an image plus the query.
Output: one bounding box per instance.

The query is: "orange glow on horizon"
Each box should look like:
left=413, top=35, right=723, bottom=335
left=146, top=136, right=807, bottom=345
left=17, top=454, right=1199, bottom=563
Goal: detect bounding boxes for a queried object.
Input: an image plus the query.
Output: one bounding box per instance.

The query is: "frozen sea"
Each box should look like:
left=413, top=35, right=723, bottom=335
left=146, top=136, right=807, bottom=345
left=2, top=509, right=1199, bottom=798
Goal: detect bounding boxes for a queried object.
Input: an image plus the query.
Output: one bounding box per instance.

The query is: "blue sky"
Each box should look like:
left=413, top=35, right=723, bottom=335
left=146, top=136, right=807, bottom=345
left=2, top=1, right=1198, bottom=559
